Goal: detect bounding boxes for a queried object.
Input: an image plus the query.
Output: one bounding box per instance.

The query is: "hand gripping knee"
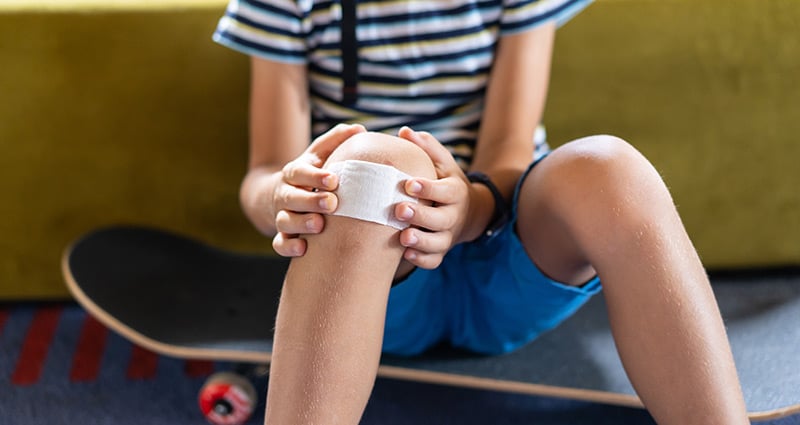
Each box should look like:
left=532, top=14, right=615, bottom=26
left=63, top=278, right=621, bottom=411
left=327, top=160, right=418, bottom=230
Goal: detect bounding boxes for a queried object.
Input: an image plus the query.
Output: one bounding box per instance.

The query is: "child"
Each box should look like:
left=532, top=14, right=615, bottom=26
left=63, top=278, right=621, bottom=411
left=213, top=0, right=749, bottom=423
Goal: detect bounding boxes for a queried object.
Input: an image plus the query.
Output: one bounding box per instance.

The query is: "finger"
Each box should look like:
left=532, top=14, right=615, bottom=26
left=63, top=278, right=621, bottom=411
left=402, top=248, right=444, bottom=270
left=275, top=210, right=325, bottom=235
left=404, top=176, right=463, bottom=205
left=304, top=123, right=367, bottom=167
left=275, top=185, right=338, bottom=214
left=399, top=228, right=452, bottom=255
left=397, top=127, right=461, bottom=175
left=272, top=232, right=307, bottom=257
left=395, top=202, right=455, bottom=232
left=282, top=160, right=339, bottom=191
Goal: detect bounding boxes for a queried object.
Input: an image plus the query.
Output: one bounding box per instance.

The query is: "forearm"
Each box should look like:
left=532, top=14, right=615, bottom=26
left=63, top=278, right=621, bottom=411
left=460, top=22, right=555, bottom=243
left=243, top=57, right=312, bottom=237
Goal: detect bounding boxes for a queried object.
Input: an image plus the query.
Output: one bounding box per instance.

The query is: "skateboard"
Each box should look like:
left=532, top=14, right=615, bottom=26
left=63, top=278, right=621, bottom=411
left=62, top=226, right=800, bottom=424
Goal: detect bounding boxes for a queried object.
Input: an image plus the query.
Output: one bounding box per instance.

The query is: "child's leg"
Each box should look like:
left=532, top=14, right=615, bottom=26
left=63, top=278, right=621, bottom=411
left=264, top=132, right=436, bottom=425
left=516, top=135, right=748, bottom=425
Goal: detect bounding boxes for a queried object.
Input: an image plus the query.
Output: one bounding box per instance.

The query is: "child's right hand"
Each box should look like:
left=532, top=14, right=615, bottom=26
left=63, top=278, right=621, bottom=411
left=271, top=124, right=366, bottom=257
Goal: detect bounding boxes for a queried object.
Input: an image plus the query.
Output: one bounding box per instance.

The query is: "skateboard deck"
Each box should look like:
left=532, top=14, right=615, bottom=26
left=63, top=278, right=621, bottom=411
left=62, top=226, right=800, bottom=421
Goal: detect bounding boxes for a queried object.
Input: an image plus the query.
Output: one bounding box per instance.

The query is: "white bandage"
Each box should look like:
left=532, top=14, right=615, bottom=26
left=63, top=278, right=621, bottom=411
left=327, top=160, right=417, bottom=230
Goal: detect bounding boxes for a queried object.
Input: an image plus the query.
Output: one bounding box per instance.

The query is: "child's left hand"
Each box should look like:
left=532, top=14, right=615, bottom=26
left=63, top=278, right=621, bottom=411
left=394, top=127, right=472, bottom=269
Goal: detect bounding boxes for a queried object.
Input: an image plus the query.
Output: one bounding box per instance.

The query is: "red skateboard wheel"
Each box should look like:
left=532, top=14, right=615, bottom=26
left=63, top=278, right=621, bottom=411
left=198, top=372, right=257, bottom=425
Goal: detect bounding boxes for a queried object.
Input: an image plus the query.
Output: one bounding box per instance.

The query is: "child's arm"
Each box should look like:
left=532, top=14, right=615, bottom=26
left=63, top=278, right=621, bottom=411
left=239, top=57, right=365, bottom=255
left=395, top=22, right=557, bottom=264
left=471, top=21, right=557, bottom=199
left=239, top=57, right=311, bottom=237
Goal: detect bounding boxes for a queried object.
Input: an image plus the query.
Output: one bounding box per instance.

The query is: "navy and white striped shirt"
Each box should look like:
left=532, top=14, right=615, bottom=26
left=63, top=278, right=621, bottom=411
left=214, top=0, right=591, bottom=169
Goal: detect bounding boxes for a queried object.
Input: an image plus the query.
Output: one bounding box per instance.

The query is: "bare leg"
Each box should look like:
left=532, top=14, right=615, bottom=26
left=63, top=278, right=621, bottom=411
left=516, top=136, right=748, bottom=424
left=264, top=132, right=436, bottom=424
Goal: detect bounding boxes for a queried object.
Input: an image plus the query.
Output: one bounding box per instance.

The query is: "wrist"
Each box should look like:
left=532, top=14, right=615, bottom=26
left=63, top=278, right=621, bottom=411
left=459, top=182, right=492, bottom=243
left=464, top=171, right=509, bottom=241
left=240, top=167, right=282, bottom=236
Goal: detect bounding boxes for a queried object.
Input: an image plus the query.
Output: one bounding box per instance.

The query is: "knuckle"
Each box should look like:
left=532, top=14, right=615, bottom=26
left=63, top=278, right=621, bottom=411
left=441, top=179, right=461, bottom=203
left=275, top=210, right=295, bottom=232
left=443, top=232, right=455, bottom=250
left=274, top=210, right=287, bottom=227
left=279, top=189, right=292, bottom=210
left=441, top=211, right=457, bottom=231
left=282, top=162, right=296, bottom=179
left=271, top=234, right=287, bottom=255
left=449, top=215, right=459, bottom=230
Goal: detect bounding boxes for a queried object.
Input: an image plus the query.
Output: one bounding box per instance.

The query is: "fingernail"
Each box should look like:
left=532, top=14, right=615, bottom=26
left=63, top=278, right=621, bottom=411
left=400, top=126, right=416, bottom=137
left=305, top=217, right=317, bottom=232
left=406, top=250, right=417, bottom=260
left=398, top=205, right=414, bottom=220
left=406, top=232, right=418, bottom=246
left=407, top=180, right=422, bottom=195
left=321, top=175, right=335, bottom=190
left=319, top=196, right=331, bottom=211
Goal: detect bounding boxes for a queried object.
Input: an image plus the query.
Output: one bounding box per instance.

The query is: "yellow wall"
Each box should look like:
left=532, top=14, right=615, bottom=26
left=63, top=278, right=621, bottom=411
left=546, top=0, right=800, bottom=268
left=1, top=0, right=798, bottom=299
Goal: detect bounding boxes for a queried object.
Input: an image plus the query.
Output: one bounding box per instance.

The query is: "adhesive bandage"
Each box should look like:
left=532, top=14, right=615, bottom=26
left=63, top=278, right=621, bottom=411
left=326, top=160, right=418, bottom=230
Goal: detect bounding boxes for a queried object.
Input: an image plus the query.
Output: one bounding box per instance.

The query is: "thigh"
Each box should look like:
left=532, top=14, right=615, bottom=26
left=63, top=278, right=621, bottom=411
left=515, top=134, right=664, bottom=286
left=515, top=144, right=598, bottom=286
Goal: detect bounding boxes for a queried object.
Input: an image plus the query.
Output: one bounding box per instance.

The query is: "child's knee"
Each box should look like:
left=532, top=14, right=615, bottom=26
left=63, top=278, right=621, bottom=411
left=324, top=131, right=436, bottom=180
left=541, top=135, right=670, bottom=210
left=321, top=132, right=438, bottom=230
left=522, top=134, right=680, bottom=250
left=301, top=135, right=422, bottom=262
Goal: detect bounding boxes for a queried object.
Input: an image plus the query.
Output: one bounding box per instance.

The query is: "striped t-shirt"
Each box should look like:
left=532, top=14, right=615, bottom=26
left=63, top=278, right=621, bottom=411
left=214, top=0, right=591, bottom=169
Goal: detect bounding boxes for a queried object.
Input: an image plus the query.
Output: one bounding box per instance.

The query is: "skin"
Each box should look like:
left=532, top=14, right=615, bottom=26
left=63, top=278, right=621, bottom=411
left=264, top=132, right=437, bottom=424
left=239, top=19, right=749, bottom=425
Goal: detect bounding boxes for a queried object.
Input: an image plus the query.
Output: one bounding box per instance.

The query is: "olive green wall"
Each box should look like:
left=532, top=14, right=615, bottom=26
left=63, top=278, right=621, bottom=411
left=545, top=0, right=800, bottom=269
left=1, top=0, right=798, bottom=299
left=0, top=5, right=260, bottom=299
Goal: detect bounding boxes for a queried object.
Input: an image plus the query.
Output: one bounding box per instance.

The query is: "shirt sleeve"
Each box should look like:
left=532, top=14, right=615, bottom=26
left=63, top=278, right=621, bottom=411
left=500, top=0, right=593, bottom=36
left=212, top=0, right=309, bottom=64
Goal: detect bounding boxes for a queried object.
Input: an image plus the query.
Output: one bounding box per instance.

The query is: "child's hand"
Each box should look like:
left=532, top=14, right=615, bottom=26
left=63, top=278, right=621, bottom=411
left=272, top=123, right=366, bottom=257
left=394, top=127, right=471, bottom=269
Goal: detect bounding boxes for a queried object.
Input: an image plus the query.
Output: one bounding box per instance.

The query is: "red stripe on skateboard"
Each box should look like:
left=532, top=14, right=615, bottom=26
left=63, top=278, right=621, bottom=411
left=0, top=309, right=9, bottom=336
left=184, top=360, right=215, bottom=378
left=12, top=306, right=63, bottom=385
left=127, top=345, right=159, bottom=380
left=69, top=315, right=109, bottom=382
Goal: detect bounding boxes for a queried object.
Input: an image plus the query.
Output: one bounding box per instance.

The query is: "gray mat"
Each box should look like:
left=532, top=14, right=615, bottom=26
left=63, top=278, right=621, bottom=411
left=384, top=274, right=800, bottom=416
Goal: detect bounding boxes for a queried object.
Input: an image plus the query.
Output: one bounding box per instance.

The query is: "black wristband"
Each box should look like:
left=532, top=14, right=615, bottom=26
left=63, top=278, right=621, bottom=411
left=466, top=171, right=509, bottom=238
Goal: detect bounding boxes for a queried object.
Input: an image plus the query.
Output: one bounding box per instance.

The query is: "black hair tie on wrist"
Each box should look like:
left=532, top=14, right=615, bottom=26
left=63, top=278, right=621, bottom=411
left=466, top=171, right=510, bottom=238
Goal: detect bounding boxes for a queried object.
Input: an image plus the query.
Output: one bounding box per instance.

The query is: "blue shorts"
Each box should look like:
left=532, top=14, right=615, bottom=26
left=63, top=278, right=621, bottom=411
left=383, top=159, right=602, bottom=356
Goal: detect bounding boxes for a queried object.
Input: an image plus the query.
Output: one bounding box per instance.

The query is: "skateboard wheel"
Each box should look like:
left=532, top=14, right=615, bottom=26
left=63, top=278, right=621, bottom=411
left=198, top=372, right=257, bottom=425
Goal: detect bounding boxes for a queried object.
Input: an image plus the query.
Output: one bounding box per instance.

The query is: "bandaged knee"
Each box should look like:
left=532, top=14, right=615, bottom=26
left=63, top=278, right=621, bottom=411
left=327, top=160, right=418, bottom=230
